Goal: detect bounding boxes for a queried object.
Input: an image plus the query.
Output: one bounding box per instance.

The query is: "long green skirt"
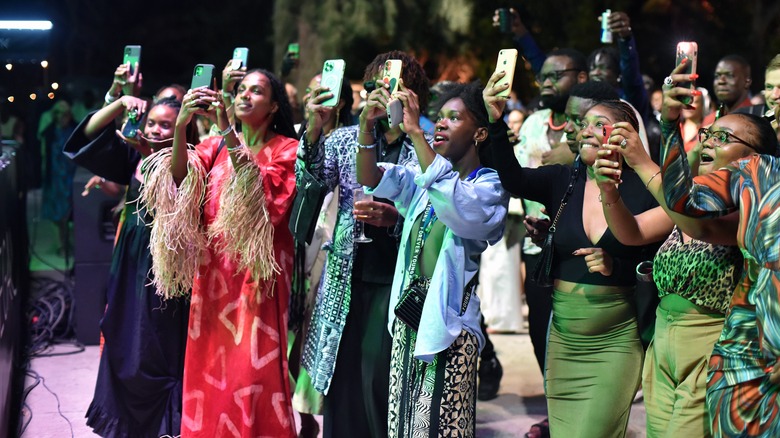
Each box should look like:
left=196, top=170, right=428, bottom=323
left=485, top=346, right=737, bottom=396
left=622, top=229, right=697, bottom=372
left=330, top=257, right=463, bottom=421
left=545, top=290, right=643, bottom=438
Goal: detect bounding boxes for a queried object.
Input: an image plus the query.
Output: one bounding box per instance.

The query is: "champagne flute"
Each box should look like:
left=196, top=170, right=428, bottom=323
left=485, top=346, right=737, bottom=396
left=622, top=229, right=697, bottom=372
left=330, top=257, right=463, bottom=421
left=353, top=188, right=373, bottom=243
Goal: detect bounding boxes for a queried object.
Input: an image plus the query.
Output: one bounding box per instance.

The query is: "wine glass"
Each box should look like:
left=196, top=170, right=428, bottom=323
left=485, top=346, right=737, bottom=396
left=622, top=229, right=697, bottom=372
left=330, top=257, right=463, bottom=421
left=353, top=188, right=373, bottom=244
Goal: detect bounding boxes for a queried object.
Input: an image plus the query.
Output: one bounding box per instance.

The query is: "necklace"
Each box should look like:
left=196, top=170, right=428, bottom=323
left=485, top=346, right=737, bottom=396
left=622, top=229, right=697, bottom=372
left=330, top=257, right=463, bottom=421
left=548, top=113, right=566, bottom=131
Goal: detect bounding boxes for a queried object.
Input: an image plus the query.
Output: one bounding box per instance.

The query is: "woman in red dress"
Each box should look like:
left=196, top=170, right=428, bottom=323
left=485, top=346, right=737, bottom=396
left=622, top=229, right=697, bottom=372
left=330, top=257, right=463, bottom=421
left=144, top=68, right=298, bottom=437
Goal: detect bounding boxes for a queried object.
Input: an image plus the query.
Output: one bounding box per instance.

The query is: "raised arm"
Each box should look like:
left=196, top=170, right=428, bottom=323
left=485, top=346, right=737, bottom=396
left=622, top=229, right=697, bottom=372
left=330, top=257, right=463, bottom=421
left=173, top=87, right=219, bottom=185
left=356, top=79, right=393, bottom=188
left=85, top=96, right=147, bottom=140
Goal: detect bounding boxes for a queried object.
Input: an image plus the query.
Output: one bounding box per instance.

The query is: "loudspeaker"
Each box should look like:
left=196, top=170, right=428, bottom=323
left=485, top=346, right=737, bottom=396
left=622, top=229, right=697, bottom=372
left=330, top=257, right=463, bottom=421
left=71, top=168, right=122, bottom=345
left=72, top=262, right=109, bottom=345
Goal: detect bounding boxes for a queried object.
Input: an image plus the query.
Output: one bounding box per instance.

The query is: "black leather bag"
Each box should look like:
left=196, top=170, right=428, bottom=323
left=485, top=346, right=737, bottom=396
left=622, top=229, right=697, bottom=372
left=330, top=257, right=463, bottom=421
left=288, top=151, right=327, bottom=244
left=530, top=162, right=580, bottom=287
left=394, top=277, right=430, bottom=331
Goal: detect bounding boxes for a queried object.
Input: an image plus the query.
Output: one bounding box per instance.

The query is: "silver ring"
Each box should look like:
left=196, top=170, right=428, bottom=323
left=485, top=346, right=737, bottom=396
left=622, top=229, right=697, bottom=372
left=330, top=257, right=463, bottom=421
left=663, top=76, right=674, bottom=86
left=620, top=138, right=628, bottom=148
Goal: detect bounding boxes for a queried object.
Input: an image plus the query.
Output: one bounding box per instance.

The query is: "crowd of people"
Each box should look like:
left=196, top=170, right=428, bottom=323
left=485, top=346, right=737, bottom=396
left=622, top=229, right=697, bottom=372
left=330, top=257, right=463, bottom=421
left=11, top=6, right=780, bottom=438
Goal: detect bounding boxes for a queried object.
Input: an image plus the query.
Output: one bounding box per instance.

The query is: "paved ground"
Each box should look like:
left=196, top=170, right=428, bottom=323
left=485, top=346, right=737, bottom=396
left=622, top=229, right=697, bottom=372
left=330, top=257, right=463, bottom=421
left=19, top=190, right=647, bottom=437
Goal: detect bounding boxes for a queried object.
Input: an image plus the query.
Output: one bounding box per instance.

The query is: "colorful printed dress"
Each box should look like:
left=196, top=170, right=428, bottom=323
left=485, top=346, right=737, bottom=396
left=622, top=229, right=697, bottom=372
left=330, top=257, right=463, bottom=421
left=660, top=119, right=779, bottom=437
left=150, top=135, right=298, bottom=437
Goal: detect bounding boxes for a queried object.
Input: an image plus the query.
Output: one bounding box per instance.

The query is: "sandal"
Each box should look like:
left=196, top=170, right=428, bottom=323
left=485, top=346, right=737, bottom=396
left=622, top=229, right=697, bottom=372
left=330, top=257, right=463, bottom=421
left=524, top=418, right=550, bottom=438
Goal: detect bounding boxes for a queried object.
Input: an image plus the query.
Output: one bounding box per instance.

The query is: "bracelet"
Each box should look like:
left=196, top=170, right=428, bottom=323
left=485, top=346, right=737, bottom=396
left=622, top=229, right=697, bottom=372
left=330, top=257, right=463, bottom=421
left=217, top=125, right=233, bottom=137
left=105, top=90, right=120, bottom=105
left=598, top=192, right=621, bottom=207
left=359, top=129, right=374, bottom=135
left=356, top=143, right=376, bottom=150
left=227, top=143, right=244, bottom=152
left=645, top=170, right=661, bottom=189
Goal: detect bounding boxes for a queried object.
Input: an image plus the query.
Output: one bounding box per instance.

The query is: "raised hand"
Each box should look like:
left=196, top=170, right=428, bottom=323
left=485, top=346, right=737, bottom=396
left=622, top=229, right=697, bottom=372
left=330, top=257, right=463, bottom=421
left=483, top=71, right=509, bottom=123
left=394, top=79, right=422, bottom=136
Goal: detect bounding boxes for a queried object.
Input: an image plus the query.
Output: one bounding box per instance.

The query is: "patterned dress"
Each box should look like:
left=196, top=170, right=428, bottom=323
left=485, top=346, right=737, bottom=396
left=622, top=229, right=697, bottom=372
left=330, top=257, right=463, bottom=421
left=180, top=136, right=298, bottom=438
left=660, top=119, right=779, bottom=437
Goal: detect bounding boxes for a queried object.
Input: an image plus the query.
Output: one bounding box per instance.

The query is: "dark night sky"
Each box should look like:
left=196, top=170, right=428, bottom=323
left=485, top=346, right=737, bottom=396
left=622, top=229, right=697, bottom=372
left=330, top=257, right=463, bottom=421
left=1, top=0, right=276, bottom=107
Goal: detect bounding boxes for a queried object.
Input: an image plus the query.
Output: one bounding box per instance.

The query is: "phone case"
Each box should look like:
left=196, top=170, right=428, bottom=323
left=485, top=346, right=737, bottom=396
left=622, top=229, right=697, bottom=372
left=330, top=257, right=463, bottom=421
left=676, top=42, right=698, bottom=104
left=382, top=60, right=403, bottom=95
left=121, top=110, right=144, bottom=139
left=320, top=59, right=346, bottom=107
left=190, top=64, right=215, bottom=90
left=232, top=47, right=249, bottom=69
left=123, top=45, right=141, bottom=75
left=601, top=125, right=621, bottom=182
left=387, top=99, right=403, bottom=128
left=287, top=43, right=300, bottom=58
left=495, top=49, right=518, bottom=98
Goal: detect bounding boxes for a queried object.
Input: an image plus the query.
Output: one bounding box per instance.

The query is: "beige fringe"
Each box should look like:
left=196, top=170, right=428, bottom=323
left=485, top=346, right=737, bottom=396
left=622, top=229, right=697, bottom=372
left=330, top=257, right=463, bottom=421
left=207, top=147, right=280, bottom=293
left=140, top=148, right=208, bottom=299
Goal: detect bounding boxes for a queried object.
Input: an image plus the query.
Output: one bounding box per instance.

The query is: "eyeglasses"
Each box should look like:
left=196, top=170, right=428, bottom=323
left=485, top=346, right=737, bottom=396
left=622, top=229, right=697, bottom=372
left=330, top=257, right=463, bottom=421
left=537, top=69, right=579, bottom=84
left=698, top=127, right=757, bottom=151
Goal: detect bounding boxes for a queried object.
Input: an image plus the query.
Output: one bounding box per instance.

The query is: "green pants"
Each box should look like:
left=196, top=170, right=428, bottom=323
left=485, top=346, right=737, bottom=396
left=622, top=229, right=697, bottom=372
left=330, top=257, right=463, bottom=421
left=643, top=306, right=724, bottom=438
left=545, top=290, right=643, bottom=438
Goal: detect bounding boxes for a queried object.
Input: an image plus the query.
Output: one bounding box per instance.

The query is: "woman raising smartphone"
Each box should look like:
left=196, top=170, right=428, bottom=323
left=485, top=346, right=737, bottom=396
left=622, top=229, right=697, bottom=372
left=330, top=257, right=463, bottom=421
left=144, top=68, right=299, bottom=437
left=356, top=80, right=508, bottom=436
left=64, top=95, right=193, bottom=437
left=487, top=68, right=661, bottom=437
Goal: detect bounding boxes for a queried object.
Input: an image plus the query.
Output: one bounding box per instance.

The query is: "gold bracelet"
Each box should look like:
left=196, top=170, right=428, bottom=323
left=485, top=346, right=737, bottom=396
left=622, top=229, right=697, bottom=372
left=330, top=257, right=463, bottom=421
left=645, top=170, right=661, bottom=189
left=599, top=192, right=621, bottom=207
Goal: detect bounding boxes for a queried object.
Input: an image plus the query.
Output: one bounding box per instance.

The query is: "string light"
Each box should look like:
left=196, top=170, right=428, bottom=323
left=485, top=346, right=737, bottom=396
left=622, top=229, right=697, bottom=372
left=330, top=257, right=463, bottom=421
left=30, top=93, right=37, bottom=101
left=51, top=82, right=59, bottom=90
left=7, top=97, right=14, bottom=103
left=4, top=64, right=11, bottom=71
left=47, top=92, right=55, bottom=99
left=40, top=60, right=48, bottom=69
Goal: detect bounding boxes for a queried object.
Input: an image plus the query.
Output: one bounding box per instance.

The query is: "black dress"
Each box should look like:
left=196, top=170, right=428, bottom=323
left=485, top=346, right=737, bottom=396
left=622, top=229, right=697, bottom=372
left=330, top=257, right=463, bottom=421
left=63, top=114, right=188, bottom=437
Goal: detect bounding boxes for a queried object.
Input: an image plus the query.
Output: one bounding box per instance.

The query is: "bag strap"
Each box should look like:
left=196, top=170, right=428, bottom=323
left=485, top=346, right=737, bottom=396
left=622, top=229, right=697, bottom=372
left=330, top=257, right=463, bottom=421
left=548, top=161, right=581, bottom=233
left=214, top=138, right=226, bottom=163
left=406, top=201, right=437, bottom=279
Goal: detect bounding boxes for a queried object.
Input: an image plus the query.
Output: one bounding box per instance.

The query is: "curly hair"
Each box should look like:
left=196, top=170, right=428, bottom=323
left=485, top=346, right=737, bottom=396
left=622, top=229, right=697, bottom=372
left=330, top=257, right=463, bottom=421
left=587, top=47, right=619, bottom=75
left=238, top=69, right=297, bottom=139
left=569, top=80, right=620, bottom=101
left=363, top=50, right=431, bottom=112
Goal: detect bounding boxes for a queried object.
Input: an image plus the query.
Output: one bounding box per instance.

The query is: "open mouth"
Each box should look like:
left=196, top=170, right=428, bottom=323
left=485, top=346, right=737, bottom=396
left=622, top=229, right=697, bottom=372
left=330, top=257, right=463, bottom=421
left=700, top=153, right=714, bottom=163
left=433, top=133, right=447, bottom=147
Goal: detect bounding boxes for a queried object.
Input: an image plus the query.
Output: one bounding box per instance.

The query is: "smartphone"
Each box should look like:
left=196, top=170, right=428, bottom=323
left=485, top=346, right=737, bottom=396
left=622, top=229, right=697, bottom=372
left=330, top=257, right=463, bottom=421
left=121, top=109, right=145, bottom=139
left=382, top=59, right=403, bottom=96
left=496, top=8, right=512, bottom=34
left=602, top=125, right=621, bottom=182
left=320, top=59, right=346, bottom=107
left=287, top=43, right=300, bottom=60
left=675, top=42, right=698, bottom=105
left=123, top=45, right=141, bottom=76
left=190, top=64, right=215, bottom=109
left=231, top=47, right=249, bottom=70
left=387, top=99, right=403, bottom=128
left=495, top=49, right=518, bottom=98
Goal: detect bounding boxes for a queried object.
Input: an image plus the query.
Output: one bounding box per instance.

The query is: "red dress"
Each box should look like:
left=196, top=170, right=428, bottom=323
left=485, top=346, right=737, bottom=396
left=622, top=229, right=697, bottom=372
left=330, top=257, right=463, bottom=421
left=180, top=135, right=298, bottom=437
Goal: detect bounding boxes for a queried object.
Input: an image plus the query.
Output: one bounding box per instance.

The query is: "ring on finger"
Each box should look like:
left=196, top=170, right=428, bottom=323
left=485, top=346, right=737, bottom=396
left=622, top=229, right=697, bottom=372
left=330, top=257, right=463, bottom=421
left=663, top=76, right=674, bottom=86
left=620, top=138, right=628, bottom=148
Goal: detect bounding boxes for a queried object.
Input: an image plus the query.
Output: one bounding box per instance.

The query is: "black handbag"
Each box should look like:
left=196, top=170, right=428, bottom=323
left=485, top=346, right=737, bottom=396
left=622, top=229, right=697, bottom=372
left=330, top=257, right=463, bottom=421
left=530, top=161, right=580, bottom=287
left=288, top=143, right=328, bottom=245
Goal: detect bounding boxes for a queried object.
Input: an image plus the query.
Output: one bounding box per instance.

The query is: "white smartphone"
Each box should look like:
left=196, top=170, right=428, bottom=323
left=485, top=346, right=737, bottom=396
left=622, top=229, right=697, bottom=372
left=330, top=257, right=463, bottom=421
left=495, top=49, right=518, bottom=98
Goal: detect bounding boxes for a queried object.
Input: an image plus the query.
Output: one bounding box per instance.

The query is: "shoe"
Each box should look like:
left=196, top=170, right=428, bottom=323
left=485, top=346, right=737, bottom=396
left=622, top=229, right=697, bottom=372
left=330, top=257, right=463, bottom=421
left=524, top=418, right=550, bottom=438
left=477, top=355, right=503, bottom=401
